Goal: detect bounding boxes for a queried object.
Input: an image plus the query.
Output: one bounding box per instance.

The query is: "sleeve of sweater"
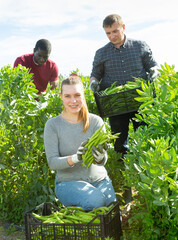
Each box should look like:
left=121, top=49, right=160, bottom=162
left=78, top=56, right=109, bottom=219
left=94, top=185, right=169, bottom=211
left=44, top=119, right=71, bottom=170
left=14, top=57, right=24, bottom=67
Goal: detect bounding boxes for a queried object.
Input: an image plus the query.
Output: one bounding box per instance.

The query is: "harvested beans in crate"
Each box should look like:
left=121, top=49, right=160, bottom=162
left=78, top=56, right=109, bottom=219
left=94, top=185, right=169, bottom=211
left=24, top=201, right=122, bottom=240
left=94, top=87, right=142, bottom=118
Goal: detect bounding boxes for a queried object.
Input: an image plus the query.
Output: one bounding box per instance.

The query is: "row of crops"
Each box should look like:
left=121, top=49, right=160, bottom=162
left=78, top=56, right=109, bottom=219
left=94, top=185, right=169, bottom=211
left=0, top=63, right=177, bottom=239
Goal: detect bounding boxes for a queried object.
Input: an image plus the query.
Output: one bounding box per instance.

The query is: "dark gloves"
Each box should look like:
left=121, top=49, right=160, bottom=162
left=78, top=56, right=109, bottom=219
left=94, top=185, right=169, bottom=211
left=71, top=140, right=88, bottom=164
left=149, top=66, right=160, bottom=81
left=91, top=143, right=108, bottom=163
left=89, top=79, right=100, bottom=93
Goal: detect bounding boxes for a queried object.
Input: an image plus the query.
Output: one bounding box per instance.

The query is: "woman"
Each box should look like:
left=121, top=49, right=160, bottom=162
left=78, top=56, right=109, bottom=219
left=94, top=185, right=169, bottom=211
left=44, top=74, right=117, bottom=211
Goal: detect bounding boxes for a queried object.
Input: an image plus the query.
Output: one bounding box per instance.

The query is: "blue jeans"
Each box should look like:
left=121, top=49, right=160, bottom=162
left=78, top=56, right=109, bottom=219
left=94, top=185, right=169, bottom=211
left=55, top=176, right=117, bottom=211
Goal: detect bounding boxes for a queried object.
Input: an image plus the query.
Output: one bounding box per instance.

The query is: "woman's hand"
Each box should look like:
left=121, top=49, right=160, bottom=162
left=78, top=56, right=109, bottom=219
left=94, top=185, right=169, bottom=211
left=91, top=143, right=108, bottom=164
left=70, top=140, right=88, bottom=164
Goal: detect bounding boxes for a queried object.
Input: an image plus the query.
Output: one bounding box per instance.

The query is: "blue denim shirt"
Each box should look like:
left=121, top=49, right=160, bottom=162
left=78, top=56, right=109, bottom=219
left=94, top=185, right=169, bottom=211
left=91, top=36, right=158, bottom=90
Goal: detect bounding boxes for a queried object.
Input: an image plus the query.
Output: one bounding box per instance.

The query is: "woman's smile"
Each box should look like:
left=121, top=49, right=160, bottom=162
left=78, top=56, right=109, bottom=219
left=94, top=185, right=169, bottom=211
left=69, top=104, right=79, bottom=109
left=61, top=84, right=84, bottom=114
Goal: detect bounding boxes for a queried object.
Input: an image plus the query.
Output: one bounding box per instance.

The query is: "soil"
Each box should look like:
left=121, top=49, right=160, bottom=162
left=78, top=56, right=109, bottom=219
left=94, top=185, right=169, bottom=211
left=0, top=220, right=25, bottom=240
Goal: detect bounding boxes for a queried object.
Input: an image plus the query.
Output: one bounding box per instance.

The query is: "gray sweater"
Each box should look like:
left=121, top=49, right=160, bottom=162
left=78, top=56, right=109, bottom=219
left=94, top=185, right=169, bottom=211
left=44, top=113, right=108, bottom=183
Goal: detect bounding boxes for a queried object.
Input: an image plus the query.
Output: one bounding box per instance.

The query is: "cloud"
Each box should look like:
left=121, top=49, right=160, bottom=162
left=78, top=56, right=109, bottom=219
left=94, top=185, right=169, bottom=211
left=49, top=36, right=106, bottom=77
left=128, top=18, right=178, bottom=68
left=0, top=0, right=178, bottom=75
left=0, top=0, right=97, bottom=27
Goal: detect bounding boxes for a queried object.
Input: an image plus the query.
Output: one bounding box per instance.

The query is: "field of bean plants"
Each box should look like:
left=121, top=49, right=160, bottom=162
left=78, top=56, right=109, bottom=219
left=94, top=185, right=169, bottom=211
left=0, top=63, right=177, bottom=239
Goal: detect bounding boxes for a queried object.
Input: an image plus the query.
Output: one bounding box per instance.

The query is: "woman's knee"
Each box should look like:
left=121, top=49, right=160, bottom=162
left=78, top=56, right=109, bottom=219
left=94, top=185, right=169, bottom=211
left=54, top=180, right=107, bottom=211
left=80, top=191, right=106, bottom=211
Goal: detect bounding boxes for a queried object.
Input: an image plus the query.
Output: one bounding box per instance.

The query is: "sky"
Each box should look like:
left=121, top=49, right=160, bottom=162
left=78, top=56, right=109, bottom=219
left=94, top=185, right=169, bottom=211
left=0, top=0, right=178, bottom=77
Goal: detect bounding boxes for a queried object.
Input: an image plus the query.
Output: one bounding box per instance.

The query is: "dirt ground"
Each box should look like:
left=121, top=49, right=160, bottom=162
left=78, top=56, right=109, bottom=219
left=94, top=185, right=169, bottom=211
left=0, top=221, right=25, bottom=240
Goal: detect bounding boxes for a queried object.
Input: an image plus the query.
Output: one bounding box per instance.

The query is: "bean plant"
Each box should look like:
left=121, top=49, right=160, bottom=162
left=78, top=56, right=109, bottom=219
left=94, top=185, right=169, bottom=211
left=123, top=63, right=178, bottom=239
left=0, top=66, right=100, bottom=224
left=0, top=65, right=65, bottom=222
left=1, top=63, right=177, bottom=240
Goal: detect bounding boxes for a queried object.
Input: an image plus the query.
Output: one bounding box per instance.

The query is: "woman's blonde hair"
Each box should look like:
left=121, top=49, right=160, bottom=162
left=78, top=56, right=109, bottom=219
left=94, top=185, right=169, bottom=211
left=61, top=75, right=89, bottom=132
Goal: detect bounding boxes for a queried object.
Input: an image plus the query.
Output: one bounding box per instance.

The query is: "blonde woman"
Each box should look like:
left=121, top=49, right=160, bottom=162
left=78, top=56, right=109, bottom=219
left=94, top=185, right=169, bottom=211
left=44, top=74, right=117, bottom=211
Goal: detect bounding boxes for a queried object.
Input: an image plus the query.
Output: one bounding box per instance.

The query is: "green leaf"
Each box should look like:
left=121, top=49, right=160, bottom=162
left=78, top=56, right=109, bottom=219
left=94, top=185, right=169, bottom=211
left=139, top=100, right=154, bottom=108
left=134, top=114, right=144, bottom=121
left=153, top=200, right=166, bottom=206
left=138, top=157, right=148, bottom=169
left=136, top=89, right=145, bottom=96
left=165, top=62, right=171, bottom=72
left=139, top=173, right=152, bottom=184
left=134, top=163, right=142, bottom=173
left=150, top=167, right=162, bottom=175
left=138, top=182, right=150, bottom=190
left=166, top=176, right=178, bottom=189
left=0, top=164, right=7, bottom=169
left=160, top=85, right=167, bottom=101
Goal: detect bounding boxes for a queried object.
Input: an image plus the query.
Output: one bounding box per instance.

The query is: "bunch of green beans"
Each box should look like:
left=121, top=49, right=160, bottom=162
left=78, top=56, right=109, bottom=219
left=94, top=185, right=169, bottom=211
left=32, top=205, right=113, bottom=224
left=104, top=78, right=146, bottom=95
left=82, top=124, right=119, bottom=168
left=96, top=78, right=147, bottom=116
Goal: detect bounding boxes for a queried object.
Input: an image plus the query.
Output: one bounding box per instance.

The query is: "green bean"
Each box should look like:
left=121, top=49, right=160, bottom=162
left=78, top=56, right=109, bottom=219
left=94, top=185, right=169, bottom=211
left=32, top=204, right=113, bottom=225
left=82, top=123, right=119, bottom=168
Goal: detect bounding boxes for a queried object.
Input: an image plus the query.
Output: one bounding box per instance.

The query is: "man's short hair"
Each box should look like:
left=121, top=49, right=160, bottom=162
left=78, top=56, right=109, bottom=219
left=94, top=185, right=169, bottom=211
left=34, top=39, right=52, bottom=53
left=103, top=14, right=124, bottom=28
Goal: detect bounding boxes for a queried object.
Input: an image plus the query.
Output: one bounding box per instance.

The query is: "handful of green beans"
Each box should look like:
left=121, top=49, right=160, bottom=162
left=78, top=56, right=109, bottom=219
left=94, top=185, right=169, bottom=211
left=82, top=124, right=119, bottom=168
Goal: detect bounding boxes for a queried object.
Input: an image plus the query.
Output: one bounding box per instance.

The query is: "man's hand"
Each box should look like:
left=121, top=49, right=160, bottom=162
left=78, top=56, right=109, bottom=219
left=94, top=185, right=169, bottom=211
left=89, top=79, right=100, bottom=93
left=50, top=81, right=59, bottom=89
left=71, top=140, right=88, bottom=164
left=149, top=66, right=160, bottom=81
left=91, top=143, right=108, bottom=163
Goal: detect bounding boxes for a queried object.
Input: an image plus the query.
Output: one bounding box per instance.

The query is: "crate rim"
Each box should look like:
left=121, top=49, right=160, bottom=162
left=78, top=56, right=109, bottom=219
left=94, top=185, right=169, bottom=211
left=24, top=201, right=119, bottom=217
left=95, top=86, right=141, bottom=97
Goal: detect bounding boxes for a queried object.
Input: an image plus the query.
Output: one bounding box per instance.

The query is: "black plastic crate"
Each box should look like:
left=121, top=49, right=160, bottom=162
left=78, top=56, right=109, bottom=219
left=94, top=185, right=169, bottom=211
left=94, top=87, right=141, bottom=118
left=24, top=201, right=122, bottom=240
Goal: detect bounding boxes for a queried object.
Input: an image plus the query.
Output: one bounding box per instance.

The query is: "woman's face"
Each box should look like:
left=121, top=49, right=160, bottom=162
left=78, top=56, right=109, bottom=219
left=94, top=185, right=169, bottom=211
left=61, top=84, right=84, bottom=114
